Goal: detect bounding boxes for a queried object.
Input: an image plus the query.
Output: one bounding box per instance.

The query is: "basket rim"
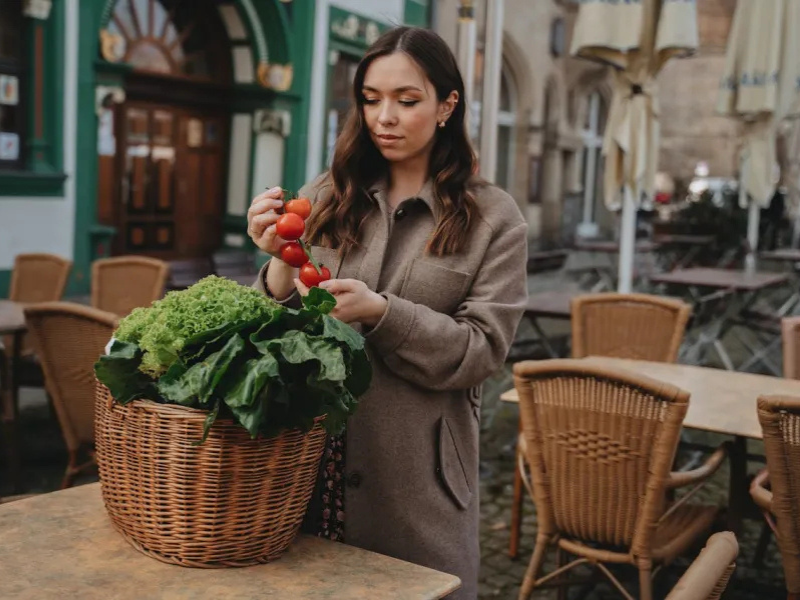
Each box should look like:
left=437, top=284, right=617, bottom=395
left=101, top=391, right=326, bottom=431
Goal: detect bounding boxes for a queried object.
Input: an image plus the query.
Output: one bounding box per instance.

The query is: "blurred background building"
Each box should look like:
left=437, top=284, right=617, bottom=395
left=0, top=0, right=745, bottom=294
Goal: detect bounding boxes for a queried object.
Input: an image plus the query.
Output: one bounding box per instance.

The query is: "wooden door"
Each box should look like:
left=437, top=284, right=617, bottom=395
left=107, top=102, right=227, bottom=258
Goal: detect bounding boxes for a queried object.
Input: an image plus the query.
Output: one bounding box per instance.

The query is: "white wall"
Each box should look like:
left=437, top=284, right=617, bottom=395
left=0, top=0, right=78, bottom=270
left=305, top=0, right=407, bottom=183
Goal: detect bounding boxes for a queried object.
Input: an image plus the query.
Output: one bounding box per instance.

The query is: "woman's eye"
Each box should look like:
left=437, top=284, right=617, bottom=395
left=363, top=98, right=379, bottom=105
left=399, top=100, right=419, bottom=107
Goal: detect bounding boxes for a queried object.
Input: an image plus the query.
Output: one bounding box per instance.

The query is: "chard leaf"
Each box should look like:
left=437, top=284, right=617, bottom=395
left=158, top=333, right=245, bottom=406
left=194, top=399, right=221, bottom=446
left=94, top=340, right=154, bottom=404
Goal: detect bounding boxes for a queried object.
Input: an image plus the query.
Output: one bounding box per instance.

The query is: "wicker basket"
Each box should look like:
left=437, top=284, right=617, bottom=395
left=95, top=383, right=326, bottom=568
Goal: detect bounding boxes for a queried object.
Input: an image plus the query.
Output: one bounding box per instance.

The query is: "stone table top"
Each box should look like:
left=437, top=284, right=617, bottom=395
left=0, top=483, right=460, bottom=600
left=648, top=268, right=789, bottom=291
left=502, top=357, right=800, bottom=439
left=0, top=300, right=25, bottom=334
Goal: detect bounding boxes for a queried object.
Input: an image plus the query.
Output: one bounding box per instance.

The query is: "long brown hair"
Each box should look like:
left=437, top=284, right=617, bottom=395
left=305, top=27, right=478, bottom=256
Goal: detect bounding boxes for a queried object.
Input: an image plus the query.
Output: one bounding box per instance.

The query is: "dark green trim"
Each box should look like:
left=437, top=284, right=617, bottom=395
left=329, top=6, right=391, bottom=50
left=70, top=0, right=106, bottom=296
left=281, top=0, right=315, bottom=192
left=0, top=270, right=10, bottom=299
left=0, top=170, right=67, bottom=197
left=404, top=0, right=431, bottom=27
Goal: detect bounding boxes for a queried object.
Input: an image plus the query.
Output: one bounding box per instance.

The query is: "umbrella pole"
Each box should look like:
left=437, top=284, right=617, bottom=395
left=745, top=184, right=759, bottom=274
left=617, top=185, right=636, bottom=293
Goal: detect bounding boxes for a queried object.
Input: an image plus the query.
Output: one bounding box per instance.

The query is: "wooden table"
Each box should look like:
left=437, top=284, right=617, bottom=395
left=0, top=483, right=461, bottom=599
left=575, top=239, right=661, bottom=254
left=502, top=357, right=800, bottom=557
left=0, top=299, right=25, bottom=493
left=512, top=290, right=576, bottom=359
left=759, top=248, right=800, bottom=263
left=653, top=234, right=715, bottom=270
left=649, top=268, right=790, bottom=371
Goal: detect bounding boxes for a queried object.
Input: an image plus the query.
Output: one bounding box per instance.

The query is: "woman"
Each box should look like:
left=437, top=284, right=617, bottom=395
left=246, top=27, right=527, bottom=599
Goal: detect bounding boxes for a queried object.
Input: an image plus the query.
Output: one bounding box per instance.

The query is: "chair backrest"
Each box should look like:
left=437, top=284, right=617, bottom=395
left=665, top=531, right=738, bottom=600
left=9, top=253, right=72, bottom=303
left=782, top=317, right=800, bottom=379
left=513, top=359, right=689, bottom=557
left=757, top=394, right=800, bottom=592
left=571, top=293, right=691, bottom=362
left=23, top=302, right=117, bottom=451
left=91, top=256, right=168, bottom=317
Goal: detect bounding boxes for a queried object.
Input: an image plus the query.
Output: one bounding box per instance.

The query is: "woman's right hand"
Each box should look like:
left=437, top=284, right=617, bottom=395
left=247, top=186, right=287, bottom=257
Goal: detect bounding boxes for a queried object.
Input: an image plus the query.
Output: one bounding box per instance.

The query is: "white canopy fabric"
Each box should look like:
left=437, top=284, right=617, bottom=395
left=716, top=0, right=800, bottom=207
left=571, top=0, right=698, bottom=210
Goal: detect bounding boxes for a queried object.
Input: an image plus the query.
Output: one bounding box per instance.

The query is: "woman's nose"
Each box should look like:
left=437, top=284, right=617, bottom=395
left=378, top=104, right=398, bottom=126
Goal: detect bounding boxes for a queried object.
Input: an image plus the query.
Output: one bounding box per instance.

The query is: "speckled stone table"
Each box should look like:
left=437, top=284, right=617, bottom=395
left=0, top=483, right=461, bottom=599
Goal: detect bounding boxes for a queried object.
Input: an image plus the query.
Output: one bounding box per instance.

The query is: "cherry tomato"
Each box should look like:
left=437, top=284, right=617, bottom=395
left=279, top=241, right=307, bottom=267
left=275, top=213, right=305, bottom=240
left=284, top=197, right=312, bottom=220
left=299, top=262, right=331, bottom=288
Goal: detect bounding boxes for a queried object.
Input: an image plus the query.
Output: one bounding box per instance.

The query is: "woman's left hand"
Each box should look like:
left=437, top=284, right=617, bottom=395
left=294, top=278, right=388, bottom=326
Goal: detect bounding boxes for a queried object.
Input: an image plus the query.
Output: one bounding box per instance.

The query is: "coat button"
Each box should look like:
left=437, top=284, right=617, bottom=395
left=347, top=472, right=363, bottom=488
left=395, top=208, right=406, bottom=220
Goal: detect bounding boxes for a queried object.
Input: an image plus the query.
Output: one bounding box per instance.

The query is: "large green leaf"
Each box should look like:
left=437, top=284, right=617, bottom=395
left=322, top=314, right=364, bottom=350
left=94, top=340, right=154, bottom=404
left=257, top=331, right=346, bottom=383
left=301, top=287, right=336, bottom=316
left=158, top=334, right=245, bottom=406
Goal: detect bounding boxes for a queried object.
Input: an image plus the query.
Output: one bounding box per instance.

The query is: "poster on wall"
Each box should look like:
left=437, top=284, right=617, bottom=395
left=0, top=75, right=19, bottom=106
left=0, top=132, right=20, bottom=161
left=97, top=108, right=116, bottom=156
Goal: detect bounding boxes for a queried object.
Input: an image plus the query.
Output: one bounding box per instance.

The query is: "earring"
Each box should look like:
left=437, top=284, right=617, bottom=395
left=438, top=120, right=446, bottom=128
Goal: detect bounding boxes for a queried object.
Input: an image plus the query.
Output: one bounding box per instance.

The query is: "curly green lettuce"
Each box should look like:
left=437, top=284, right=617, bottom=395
left=114, top=275, right=280, bottom=377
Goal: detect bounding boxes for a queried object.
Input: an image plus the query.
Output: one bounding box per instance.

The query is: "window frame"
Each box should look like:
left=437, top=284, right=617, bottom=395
left=0, top=0, right=28, bottom=171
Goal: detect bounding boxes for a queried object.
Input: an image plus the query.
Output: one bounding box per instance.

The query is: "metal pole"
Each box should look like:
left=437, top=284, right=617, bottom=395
left=457, top=0, right=477, bottom=137
left=617, top=185, right=636, bottom=293
left=479, top=0, right=504, bottom=182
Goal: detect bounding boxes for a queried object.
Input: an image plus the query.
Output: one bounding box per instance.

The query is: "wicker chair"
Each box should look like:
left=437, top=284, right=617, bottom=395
left=3, top=252, right=72, bottom=355
left=782, top=317, right=800, bottom=379
left=665, top=531, right=738, bottom=600
left=571, top=293, right=691, bottom=362
left=514, top=359, right=727, bottom=600
left=751, top=395, right=800, bottom=600
left=91, top=256, right=168, bottom=317
left=23, top=302, right=117, bottom=489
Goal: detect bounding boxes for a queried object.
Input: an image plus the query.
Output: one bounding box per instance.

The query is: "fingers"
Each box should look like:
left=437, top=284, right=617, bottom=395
left=293, top=278, right=310, bottom=297
left=251, top=186, right=284, bottom=205
left=247, top=197, right=284, bottom=221
left=318, top=279, right=358, bottom=295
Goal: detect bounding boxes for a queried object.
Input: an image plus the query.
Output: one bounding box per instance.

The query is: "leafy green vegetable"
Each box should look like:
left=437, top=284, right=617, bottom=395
left=114, top=275, right=280, bottom=377
left=94, top=275, right=371, bottom=443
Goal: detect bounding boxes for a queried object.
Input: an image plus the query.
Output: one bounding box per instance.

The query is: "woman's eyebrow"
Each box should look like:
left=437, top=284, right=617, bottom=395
left=362, top=85, right=424, bottom=93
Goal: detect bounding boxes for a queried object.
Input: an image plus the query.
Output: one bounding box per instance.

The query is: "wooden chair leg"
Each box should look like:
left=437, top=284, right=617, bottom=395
left=556, top=547, right=568, bottom=600
left=60, top=451, right=79, bottom=489
left=752, top=521, right=772, bottom=567
left=518, top=533, right=548, bottom=600
left=638, top=565, right=653, bottom=600
left=509, top=429, right=524, bottom=559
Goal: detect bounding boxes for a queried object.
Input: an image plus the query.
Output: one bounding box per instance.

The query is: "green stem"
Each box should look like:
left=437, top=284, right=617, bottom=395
left=298, top=238, right=323, bottom=274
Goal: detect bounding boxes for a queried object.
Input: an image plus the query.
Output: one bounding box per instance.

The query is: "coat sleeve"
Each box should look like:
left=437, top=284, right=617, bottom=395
left=364, top=221, right=529, bottom=391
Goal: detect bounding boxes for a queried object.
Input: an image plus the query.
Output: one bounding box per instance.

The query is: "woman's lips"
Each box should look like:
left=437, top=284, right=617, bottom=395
left=376, top=134, right=402, bottom=145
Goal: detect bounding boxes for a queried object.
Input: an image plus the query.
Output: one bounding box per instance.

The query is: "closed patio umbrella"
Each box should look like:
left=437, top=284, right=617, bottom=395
left=716, top=0, right=800, bottom=270
left=571, top=0, right=698, bottom=293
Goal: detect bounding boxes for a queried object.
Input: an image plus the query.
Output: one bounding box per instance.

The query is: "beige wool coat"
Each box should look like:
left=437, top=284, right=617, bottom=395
left=254, top=174, right=528, bottom=599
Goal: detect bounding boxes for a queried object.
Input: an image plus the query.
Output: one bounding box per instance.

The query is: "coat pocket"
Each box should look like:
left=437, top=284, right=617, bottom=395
left=309, top=246, right=342, bottom=279
left=401, top=259, right=470, bottom=315
left=437, top=417, right=473, bottom=510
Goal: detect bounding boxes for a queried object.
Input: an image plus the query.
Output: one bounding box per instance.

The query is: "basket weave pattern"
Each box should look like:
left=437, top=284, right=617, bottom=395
left=95, top=383, right=326, bottom=568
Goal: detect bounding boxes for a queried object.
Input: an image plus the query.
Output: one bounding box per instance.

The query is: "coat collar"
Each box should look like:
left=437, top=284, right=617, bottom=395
left=367, top=178, right=440, bottom=221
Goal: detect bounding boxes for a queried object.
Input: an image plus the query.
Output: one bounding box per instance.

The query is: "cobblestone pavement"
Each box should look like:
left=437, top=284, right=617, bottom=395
left=2, top=262, right=790, bottom=599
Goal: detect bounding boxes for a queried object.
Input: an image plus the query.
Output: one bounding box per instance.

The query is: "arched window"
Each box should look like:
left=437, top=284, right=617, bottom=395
left=106, top=0, right=231, bottom=82
left=578, top=91, right=607, bottom=234
left=496, top=67, right=518, bottom=190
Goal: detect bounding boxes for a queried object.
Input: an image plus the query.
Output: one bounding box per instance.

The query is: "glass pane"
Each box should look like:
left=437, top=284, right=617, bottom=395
left=0, top=0, right=23, bottom=62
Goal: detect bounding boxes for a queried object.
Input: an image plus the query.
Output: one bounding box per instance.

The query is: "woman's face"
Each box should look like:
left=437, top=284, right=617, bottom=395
left=361, top=52, right=457, bottom=165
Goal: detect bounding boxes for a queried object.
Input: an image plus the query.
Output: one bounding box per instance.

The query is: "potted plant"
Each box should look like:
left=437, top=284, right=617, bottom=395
left=93, top=275, right=371, bottom=567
